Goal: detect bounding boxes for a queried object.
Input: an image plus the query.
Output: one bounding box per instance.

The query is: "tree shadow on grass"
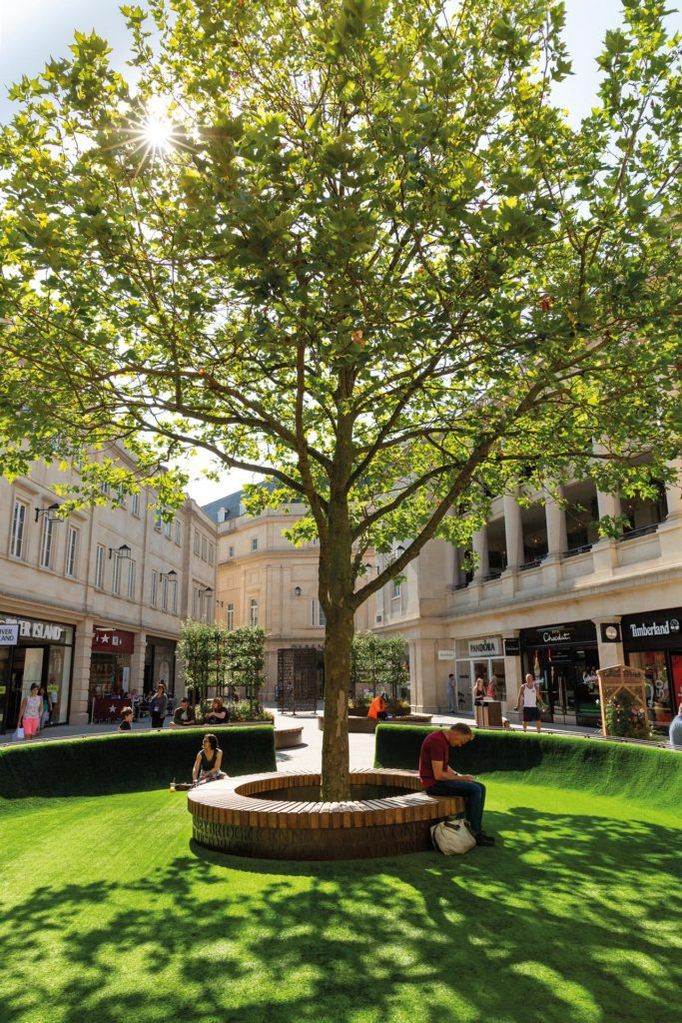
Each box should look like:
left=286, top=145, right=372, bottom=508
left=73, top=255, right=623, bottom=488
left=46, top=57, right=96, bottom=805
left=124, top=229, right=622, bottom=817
left=1, top=804, right=680, bottom=1023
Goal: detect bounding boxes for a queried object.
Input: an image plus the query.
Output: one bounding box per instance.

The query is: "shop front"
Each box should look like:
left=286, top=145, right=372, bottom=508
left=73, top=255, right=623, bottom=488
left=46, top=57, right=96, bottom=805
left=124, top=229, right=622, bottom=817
left=519, top=621, right=600, bottom=726
left=0, top=614, right=75, bottom=733
left=622, top=609, right=681, bottom=730
left=90, top=628, right=135, bottom=721
left=144, top=636, right=177, bottom=696
left=455, top=636, right=507, bottom=711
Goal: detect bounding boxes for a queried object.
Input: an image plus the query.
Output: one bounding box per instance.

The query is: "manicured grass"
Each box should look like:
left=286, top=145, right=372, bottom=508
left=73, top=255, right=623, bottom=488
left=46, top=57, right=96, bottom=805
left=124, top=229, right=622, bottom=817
left=1, top=778, right=680, bottom=1023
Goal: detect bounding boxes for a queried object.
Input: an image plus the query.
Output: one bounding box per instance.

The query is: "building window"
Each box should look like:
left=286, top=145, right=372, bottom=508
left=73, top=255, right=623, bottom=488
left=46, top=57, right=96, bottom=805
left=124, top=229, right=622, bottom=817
left=192, top=587, right=199, bottom=618
left=391, top=579, right=402, bottom=599
left=162, top=576, right=168, bottom=611
left=172, top=580, right=178, bottom=614
left=208, top=542, right=215, bottom=566
left=201, top=535, right=208, bottom=561
left=311, top=599, right=327, bottom=627
left=112, top=555, right=122, bottom=595
left=127, top=560, right=136, bottom=600
left=65, top=527, right=79, bottom=578
left=39, top=517, right=55, bottom=569
left=228, top=545, right=235, bottom=558
left=249, top=599, right=259, bottom=627
left=100, top=481, right=110, bottom=496
left=95, top=544, right=105, bottom=589
left=151, top=570, right=158, bottom=607
left=193, top=530, right=200, bottom=556
left=175, top=520, right=182, bottom=545
left=10, top=500, right=28, bottom=559
left=131, top=492, right=140, bottom=517
left=154, top=511, right=162, bottom=532
left=251, top=537, right=258, bottom=552
left=163, top=518, right=172, bottom=540
left=226, top=603, right=234, bottom=631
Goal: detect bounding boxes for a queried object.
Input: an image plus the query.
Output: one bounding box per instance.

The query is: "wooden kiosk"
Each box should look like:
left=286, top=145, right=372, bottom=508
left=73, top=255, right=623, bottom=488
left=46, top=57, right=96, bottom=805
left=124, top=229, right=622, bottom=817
left=596, top=664, right=648, bottom=736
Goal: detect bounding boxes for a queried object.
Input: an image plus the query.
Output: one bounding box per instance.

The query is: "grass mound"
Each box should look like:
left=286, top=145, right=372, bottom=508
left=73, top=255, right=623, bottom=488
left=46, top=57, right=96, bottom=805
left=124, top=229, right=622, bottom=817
left=0, top=725, right=276, bottom=802
left=1, top=728, right=679, bottom=1022
left=375, top=725, right=682, bottom=813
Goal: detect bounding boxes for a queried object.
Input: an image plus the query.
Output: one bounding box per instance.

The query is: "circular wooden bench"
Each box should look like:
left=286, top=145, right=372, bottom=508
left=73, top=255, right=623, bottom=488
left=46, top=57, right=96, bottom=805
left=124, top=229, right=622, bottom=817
left=188, top=768, right=464, bottom=860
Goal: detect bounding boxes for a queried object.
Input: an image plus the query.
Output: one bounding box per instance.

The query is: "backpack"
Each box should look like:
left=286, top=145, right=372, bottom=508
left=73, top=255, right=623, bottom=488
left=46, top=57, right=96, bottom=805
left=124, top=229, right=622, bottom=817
left=430, top=816, right=476, bottom=855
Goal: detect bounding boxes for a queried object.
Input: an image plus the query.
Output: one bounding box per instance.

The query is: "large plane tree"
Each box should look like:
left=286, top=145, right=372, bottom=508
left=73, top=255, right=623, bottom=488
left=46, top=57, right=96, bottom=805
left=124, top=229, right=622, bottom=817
left=1, top=0, right=681, bottom=797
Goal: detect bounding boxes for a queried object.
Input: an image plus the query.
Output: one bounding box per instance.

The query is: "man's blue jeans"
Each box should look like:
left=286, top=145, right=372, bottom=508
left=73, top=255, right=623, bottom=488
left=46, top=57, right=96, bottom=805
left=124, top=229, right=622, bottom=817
left=427, top=779, right=486, bottom=835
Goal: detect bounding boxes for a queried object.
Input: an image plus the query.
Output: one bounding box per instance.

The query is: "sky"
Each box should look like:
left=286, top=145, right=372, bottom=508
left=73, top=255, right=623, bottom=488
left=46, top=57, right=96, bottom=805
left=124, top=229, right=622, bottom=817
left=1, top=0, right=680, bottom=504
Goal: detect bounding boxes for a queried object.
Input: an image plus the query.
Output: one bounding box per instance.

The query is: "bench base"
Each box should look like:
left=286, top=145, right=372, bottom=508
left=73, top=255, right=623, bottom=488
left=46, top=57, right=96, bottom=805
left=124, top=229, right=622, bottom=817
left=188, top=769, right=464, bottom=861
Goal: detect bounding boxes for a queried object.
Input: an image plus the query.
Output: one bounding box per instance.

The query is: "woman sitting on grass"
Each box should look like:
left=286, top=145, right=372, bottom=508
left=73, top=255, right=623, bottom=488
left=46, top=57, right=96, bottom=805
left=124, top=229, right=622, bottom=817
left=192, top=734, right=227, bottom=785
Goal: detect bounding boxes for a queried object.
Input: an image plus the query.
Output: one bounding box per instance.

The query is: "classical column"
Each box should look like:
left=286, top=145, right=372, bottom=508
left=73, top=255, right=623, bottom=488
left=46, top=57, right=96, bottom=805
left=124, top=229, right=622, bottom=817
left=503, top=494, right=524, bottom=570
left=546, top=489, right=567, bottom=559
left=592, top=617, right=624, bottom=673
left=665, top=460, right=682, bottom=520
left=70, top=616, right=95, bottom=725
left=130, top=631, right=147, bottom=698
left=472, top=527, right=489, bottom=581
left=592, top=489, right=620, bottom=573
left=659, top=460, right=682, bottom=559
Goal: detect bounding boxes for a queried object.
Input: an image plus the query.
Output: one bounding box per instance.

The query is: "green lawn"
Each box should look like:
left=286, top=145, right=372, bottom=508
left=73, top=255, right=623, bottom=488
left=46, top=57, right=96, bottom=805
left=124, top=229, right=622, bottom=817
left=1, top=779, right=680, bottom=1023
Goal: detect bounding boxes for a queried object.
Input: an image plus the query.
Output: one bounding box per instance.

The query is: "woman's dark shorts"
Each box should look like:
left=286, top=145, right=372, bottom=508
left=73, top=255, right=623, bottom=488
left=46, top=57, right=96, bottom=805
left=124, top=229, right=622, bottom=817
left=523, top=706, right=540, bottom=722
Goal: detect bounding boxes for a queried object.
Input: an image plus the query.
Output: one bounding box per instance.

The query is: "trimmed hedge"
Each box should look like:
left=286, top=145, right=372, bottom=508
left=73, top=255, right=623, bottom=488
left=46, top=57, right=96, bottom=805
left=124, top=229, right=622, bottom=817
left=0, top=725, right=276, bottom=803
left=374, top=724, right=682, bottom=813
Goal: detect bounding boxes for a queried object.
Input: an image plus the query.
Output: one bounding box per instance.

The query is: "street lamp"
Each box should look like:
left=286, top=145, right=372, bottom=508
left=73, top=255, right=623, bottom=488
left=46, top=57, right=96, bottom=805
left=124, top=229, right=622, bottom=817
left=34, top=503, right=60, bottom=523
left=108, top=544, right=132, bottom=560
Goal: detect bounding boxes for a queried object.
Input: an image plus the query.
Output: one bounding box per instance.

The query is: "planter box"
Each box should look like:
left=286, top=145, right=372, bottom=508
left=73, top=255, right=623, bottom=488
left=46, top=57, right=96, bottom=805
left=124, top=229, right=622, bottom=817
left=318, top=714, right=432, bottom=733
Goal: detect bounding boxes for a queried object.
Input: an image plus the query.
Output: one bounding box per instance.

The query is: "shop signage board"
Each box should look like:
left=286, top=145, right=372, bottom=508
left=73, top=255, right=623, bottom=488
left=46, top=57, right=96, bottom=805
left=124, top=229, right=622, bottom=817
left=0, top=624, right=19, bottom=646
left=600, top=623, right=621, bottom=643
left=621, top=610, right=682, bottom=650
left=0, top=617, right=65, bottom=642
left=437, top=649, right=455, bottom=660
left=520, top=621, right=597, bottom=647
left=503, top=638, right=521, bottom=656
left=92, top=628, right=135, bottom=654
left=468, top=637, right=501, bottom=657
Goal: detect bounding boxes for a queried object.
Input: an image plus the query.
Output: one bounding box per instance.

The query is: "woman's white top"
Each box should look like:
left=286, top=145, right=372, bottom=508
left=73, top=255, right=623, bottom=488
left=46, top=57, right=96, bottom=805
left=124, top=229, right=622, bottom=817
left=24, top=694, right=42, bottom=718
left=522, top=683, right=538, bottom=708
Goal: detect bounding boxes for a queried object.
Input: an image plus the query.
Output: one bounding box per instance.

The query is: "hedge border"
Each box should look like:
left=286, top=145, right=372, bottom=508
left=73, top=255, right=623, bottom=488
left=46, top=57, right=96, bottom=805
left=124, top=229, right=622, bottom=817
left=374, top=724, right=682, bottom=814
left=0, top=725, right=276, bottom=803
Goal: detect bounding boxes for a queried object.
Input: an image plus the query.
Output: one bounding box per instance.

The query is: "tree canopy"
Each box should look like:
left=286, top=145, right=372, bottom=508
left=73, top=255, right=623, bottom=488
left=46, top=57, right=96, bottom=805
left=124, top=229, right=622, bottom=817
left=1, top=0, right=681, bottom=795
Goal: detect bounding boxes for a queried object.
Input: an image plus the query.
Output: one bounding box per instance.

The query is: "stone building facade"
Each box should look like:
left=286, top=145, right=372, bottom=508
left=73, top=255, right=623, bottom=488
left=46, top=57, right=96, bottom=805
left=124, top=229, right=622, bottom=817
left=203, top=492, right=375, bottom=701
left=374, top=466, right=682, bottom=730
left=0, top=445, right=216, bottom=731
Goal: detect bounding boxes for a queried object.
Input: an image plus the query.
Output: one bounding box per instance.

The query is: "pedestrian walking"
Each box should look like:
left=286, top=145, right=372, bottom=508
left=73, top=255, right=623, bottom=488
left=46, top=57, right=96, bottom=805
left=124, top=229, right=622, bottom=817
left=516, top=674, right=545, bottom=733
left=18, top=684, right=42, bottom=740
left=149, top=683, right=168, bottom=729
left=447, top=673, right=457, bottom=713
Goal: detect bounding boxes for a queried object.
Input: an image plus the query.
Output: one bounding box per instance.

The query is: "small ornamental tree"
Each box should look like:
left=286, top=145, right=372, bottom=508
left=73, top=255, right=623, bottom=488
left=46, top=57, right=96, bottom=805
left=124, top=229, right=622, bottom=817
left=224, top=626, right=266, bottom=710
left=1, top=1, right=681, bottom=797
left=177, top=620, right=228, bottom=708
left=351, top=632, right=409, bottom=702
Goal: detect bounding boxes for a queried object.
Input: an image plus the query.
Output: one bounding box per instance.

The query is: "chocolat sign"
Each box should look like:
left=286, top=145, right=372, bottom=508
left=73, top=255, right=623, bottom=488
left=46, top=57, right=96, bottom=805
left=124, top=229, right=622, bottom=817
left=520, top=621, right=597, bottom=647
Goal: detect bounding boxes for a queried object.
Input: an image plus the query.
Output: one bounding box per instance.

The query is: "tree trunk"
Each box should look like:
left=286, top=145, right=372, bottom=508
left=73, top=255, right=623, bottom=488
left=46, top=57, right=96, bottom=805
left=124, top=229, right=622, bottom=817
left=321, top=603, right=355, bottom=800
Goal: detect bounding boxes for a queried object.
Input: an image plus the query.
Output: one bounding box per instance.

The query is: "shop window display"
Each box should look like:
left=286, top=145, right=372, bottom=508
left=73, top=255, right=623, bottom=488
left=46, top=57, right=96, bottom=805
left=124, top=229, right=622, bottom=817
left=628, top=650, right=672, bottom=727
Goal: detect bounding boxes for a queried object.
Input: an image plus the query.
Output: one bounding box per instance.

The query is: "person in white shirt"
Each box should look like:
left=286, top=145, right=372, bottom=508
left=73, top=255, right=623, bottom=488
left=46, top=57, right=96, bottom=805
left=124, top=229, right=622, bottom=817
left=516, top=674, right=545, bottom=732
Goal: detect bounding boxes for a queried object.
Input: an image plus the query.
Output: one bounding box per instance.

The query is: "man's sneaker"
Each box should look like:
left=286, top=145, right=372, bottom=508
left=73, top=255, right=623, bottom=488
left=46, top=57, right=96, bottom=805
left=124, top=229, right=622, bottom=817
left=475, top=832, right=496, bottom=846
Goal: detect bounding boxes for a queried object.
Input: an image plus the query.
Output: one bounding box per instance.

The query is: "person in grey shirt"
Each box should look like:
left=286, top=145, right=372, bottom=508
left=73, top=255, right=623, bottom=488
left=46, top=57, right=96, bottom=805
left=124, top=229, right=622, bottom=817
left=149, top=683, right=168, bottom=729
left=669, top=704, right=682, bottom=748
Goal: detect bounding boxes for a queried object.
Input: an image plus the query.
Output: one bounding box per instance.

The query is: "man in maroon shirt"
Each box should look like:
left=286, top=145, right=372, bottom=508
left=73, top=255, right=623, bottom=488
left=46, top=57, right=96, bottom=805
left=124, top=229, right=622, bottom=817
left=419, top=723, right=495, bottom=846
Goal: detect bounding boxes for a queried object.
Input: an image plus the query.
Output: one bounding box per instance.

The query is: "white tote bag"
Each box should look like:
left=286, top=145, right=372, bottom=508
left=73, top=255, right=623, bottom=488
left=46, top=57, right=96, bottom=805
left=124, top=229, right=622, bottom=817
left=13, top=726, right=25, bottom=740
left=430, top=816, right=476, bottom=855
